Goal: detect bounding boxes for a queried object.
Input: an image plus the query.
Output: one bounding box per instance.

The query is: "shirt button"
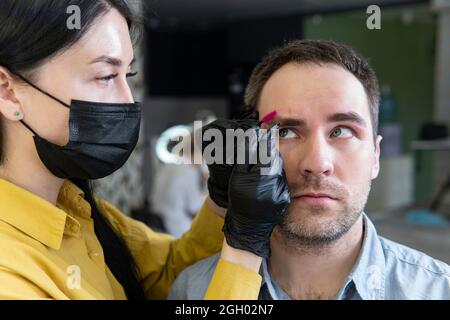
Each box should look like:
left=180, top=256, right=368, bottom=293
left=77, top=197, right=85, bottom=209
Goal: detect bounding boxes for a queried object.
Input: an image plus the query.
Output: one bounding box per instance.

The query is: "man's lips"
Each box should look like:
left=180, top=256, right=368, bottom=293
left=294, top=192, right=338, bottom=200
left=292, top=192, right=339, bottom=205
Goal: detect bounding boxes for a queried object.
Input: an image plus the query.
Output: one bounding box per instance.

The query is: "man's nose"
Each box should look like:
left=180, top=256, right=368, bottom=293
left=297, top=134, right=334, bottom=178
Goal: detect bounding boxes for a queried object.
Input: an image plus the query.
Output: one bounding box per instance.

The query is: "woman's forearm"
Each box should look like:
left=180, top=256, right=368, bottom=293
left=204, top=239, right=263, bottom=299
left=220, top=239, right=262, bottom=272
left=205, top=196, right=226, bottom=218
left=205, top=197, right=262, bottom=272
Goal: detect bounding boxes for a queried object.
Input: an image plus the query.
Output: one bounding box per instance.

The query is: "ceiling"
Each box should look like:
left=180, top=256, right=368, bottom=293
left=144, top=0, right=427, bottom=27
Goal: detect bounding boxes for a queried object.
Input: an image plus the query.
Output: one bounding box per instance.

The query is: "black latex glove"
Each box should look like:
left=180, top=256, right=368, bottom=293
left=201, top=110, right=258, bottom=208
left=223, top=126, right=291, bottom=258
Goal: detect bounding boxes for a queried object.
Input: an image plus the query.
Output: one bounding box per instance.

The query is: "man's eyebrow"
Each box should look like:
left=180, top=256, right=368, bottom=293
left=265, top=117, right=306, bottom=127
left=263, top=112, right=366, bottom=128
left=90, top=55, right=136, bottom=67
left=327, top=112, right=367, bottom=127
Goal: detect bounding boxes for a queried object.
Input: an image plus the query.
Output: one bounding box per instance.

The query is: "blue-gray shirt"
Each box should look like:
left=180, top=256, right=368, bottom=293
left=168, top=214, right=450, bottom=300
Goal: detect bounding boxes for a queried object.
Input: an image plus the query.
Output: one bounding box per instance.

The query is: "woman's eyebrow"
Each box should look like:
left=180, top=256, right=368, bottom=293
left=89, top=55, right=136, bottom=67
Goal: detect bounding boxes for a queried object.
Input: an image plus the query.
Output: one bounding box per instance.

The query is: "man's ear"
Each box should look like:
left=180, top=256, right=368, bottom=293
left=371, top=135, right=382, bottom=179
left=0, top=67, right=24, bottom=121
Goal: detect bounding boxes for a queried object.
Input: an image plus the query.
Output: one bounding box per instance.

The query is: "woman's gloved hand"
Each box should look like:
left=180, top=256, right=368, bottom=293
left=223, top=126, right=291, bottom=258
left=201, top=110, right=258, bottom=208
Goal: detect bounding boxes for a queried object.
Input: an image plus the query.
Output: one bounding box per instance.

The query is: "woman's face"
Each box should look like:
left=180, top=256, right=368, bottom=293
left=15, top=8, right=136, bottom=146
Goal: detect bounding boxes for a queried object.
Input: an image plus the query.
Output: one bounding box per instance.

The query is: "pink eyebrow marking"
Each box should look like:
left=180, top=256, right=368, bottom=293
left=259, top=110, right=277, bottom=126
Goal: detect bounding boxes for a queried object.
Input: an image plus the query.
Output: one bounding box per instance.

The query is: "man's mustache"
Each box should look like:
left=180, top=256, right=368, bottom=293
left=288, top=175, right=349, bottom=200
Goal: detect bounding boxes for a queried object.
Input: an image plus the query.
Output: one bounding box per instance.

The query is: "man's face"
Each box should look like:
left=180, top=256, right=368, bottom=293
left=259, top=62, right=382, bottom=246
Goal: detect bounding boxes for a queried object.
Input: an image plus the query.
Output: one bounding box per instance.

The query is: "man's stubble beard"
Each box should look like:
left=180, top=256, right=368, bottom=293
left=276, top=175, right=372, bottom=253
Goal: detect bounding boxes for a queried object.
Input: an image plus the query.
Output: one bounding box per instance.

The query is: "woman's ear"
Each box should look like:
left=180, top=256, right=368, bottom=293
left=371, top=135, right=383, bottom=179
left=0, top=67, right=24, bottom=121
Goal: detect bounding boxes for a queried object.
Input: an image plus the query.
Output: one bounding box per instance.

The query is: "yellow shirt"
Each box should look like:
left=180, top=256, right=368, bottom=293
left=0, top=178, right=261, bottom=300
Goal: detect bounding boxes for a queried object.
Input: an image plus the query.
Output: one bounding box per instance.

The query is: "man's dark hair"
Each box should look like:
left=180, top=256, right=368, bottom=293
left=244, top=40, right=380, bottom=138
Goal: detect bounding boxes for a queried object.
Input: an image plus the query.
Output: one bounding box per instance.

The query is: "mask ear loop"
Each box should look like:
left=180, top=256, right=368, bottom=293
left=19, top=119, right=39, bottom=136
left=8, top=70, right=71, bottom=136
left=9, top=71, right=71, bottom=109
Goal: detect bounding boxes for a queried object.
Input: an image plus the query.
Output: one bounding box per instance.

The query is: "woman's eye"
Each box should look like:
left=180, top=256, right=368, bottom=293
left=279, top=128, right=297, bottom=139
left=96, top=72, right=138, bottom=84
left=97, top=73, right=118, bottom=84
left=331, top=126, right=353, bottom=138
left=126, top=71, right=138, bottom=78
left=96, top=72, right=138, bottom=85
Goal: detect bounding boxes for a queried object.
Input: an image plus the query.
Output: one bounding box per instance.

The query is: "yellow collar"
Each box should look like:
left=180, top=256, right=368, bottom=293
left=0, top=179, right=89, bottom=250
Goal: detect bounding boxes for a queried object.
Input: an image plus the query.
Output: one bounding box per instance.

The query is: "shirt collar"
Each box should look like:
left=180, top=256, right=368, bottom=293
left=0, top=179, right=89, bottom=250
left=347, top=213, right=386, bottom=300
left=260, top=257, right=291, bottom=300
left=259, top=213, right=386, bottom=300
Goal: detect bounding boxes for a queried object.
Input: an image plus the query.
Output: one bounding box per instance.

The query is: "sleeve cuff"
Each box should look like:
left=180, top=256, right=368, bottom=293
left=204, top=258, right=262, bottom=300
left=183, top=201, right=225, bottom=254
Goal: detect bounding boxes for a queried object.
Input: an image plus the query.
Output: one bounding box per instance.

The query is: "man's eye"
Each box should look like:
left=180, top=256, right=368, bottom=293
left=331, top=126, right=353, bottom=138
left=279, top=128, right=297, bottom=139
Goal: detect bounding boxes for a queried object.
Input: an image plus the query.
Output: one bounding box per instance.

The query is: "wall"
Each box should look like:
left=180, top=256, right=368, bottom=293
left=304, top=5, right=437, bottom=203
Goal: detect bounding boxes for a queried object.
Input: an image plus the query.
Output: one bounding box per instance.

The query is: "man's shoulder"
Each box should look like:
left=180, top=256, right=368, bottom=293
left=379, top=236, right=449, bottom=275
left=378, top=236, right=450, bottom=299
left=168, top=253, right=221, bottom=300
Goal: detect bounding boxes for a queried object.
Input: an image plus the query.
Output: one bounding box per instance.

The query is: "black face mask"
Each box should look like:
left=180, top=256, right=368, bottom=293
left=14, top=73, right=141, bottom=180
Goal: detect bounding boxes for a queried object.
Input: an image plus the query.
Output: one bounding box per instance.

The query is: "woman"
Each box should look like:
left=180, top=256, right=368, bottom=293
left=0, top=0, right=232, bottom=300
left=0, top=0, right=289, bottom=300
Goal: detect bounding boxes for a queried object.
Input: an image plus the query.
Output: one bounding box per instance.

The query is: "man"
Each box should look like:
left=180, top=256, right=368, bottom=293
left=168, top=40, right=450, bottom=300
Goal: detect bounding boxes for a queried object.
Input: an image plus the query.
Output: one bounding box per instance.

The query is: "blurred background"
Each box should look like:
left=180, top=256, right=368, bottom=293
left=93, top=0, right=450, bottom=262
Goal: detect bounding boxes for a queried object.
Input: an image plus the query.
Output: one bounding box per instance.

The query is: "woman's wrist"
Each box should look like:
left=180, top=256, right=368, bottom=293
left=220, top=238, right=263, bottom=273
left=207, top=197, right=263, bottom=272
left=206, top=196, right=226, bottom=218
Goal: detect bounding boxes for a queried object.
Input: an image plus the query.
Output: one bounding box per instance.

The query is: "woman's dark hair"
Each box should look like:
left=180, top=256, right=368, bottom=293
left=72, top=179, right=146, bottom=300
left=0, top=0, right=145, bottom=299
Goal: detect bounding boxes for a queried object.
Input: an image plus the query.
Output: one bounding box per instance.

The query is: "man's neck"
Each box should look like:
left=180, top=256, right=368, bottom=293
left=268, top=215, right=364, bottom=300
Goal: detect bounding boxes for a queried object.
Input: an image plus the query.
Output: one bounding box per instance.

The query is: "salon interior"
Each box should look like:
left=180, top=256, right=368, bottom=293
left=94, top=0, right=450, bottom=263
